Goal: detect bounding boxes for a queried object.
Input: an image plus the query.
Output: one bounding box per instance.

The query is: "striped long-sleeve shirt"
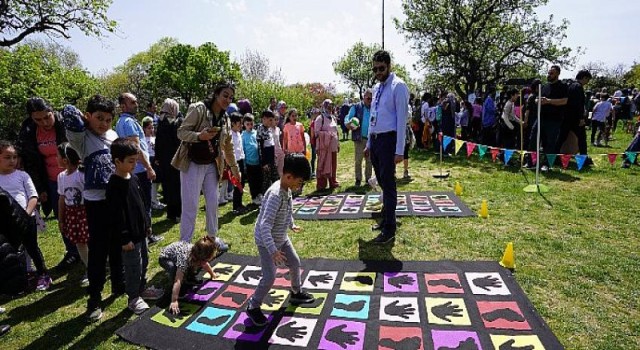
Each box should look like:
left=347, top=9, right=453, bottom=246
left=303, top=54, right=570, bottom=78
left=254, top=180, right=293, bottom=255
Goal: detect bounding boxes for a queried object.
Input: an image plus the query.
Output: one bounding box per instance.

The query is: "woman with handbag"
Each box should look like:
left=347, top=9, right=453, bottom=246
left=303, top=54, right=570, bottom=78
left=171, top=83, right=241, bottom=249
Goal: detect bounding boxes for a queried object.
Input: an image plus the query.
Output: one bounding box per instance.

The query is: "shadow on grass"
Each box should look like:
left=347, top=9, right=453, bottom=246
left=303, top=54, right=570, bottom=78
left=357, top=238, right=403, bottom=273
left=8, top=278, right=86, bottom=322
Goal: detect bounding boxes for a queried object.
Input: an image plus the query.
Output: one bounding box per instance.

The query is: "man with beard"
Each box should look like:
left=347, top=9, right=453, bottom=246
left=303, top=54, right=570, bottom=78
left=556, top=70, right=592, bottom=162
left=537, top=65, right=568, bottom=171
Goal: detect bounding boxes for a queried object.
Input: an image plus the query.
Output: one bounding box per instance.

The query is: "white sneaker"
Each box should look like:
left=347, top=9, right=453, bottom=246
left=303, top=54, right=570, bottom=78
left=128, top=297, right=149, bottom=315
left=140, top=285, right=165, bottom=301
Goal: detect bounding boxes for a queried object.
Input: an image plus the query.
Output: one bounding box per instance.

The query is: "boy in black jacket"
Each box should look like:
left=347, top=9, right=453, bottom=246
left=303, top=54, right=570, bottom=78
left=107, top=138, right=163, bottom=315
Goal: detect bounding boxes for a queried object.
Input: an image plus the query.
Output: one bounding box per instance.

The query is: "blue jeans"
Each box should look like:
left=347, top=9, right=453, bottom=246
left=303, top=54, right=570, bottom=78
left=247, top=240, right=301, bottom=309
left=122, top=238, right=149, bottom=300
left=369, top=131, right=398, bottom=235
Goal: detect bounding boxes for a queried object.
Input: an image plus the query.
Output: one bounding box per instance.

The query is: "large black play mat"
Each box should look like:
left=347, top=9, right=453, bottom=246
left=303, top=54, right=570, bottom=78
left=292, top=191, right=475, bottom=220
left=117, top=253, right=563, bottom=350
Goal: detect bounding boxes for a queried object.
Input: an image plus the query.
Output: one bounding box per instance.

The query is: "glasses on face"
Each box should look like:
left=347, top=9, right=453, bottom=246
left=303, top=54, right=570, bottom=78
left=372, top=65, right=386, bottom=73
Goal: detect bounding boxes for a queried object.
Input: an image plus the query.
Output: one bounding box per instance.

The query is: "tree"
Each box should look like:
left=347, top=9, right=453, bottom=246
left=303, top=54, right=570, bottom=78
left=623, top=63, right=640, bottom=89
left=0, top=0, right=117, bottom=47
left=238, top=49, right=284, bottom=83
left=147, top=42, right=241, bottom=105
left=582, top=61, right=628, bottom=92
left=396, top=0, right=577, bottom=97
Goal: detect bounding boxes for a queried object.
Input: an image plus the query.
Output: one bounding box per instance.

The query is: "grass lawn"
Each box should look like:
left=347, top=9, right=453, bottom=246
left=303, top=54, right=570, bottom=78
left=1, top=128, right=639, bottom=350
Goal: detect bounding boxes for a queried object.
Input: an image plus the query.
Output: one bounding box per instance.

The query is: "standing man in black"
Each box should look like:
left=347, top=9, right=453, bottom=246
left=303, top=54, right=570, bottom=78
left=538, top=65, right=568, bottom=171
left=556, top=70, right=592, bottom=160
left=364, top=50, right=410, bottom=244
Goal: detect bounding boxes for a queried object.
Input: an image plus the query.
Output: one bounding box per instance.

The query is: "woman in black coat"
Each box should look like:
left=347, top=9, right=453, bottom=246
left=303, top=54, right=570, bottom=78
left=154, top=98, right=183, bottom=223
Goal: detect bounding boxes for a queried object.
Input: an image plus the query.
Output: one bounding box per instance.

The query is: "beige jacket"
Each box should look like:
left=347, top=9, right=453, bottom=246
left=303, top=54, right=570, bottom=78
left=171, top=102, right=240, bottom=179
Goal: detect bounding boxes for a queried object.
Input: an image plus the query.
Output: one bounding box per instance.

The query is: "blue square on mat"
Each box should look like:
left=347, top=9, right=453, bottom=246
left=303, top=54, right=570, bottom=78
left=186, top=306, right=236, bottom=336
left=330, top=294, right=370, bottom=320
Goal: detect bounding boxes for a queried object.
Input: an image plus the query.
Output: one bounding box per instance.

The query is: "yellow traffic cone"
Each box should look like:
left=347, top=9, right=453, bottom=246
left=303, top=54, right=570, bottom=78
left=499, top=242, right=516, bottom=270
left=454, top=181, right=463, bottom=196
left=478, top=199, right=489, bottom=218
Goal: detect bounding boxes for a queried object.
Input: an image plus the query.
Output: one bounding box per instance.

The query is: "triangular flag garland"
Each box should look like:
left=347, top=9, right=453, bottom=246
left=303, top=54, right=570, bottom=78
left=466, top=142, right=476, bottom=158
left=420, top=136, right=639, bottom=170
left=454, top=139, right=464, bottom=155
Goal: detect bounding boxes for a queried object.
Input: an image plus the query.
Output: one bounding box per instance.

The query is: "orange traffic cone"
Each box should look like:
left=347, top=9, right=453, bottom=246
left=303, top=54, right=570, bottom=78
left=499, top=242, right=515, bottom=270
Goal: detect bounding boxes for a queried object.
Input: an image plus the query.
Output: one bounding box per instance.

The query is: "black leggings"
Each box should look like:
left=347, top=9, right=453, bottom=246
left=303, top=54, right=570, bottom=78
left=23, top=217, right=47, bottom=274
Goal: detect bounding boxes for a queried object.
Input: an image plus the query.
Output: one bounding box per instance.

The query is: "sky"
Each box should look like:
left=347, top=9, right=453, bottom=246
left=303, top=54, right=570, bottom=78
left=38, top=0, right=640, bottom=91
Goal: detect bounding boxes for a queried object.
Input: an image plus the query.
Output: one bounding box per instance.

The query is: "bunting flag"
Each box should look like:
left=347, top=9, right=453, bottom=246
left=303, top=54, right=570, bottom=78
left=531, top=152, right=538, bottom=166
left=490, top=148, right=500, bottom=162
left=546, top=154, right=557, bottom=168
left=478, top=145, right=488, bottom=159
left=454, top=139, right=465, bottom=155
left=625, top=151, right=637, bottom=164
left=575, top=155, right=587, bottom=171
left=608, top=154, right=618, bottom=166
left=591, top=154, right=603, bottom=167
left=560, top=154, right=572, bottom=169
left=504, top=149, right=515, bottom=165
left=442, top=136, right=453, bottom=151
left=466, top=142, right=476, bottom=158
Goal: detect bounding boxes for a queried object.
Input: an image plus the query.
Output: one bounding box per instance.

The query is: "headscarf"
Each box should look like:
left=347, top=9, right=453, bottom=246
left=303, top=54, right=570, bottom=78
left=160, top=98, right=179, bottom=121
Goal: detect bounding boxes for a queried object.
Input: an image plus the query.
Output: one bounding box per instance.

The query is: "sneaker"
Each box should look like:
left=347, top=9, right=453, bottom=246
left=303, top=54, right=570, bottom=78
left=54, top=253, right=79, bottom=270
left=81, top=274, right=89, bottom=286
left=289, top=290, right=315, bottom=305
left=0, top=324, right=9, bottom=337
left=152, top=202, right=167, bottom=210
left=0, top=307, right=6, bottom=314
left=226, top=192, right=234, bottom=200
left=541, top=165, right=549, bottom=172
left=140, top=286, right=165, bottom=301
left=246, top=307, right=268, bottom=327
left=403, top=170, right=410, bottom=179
left=86, top=306, right=103, bottom=322
left=147, top=234, right=163, bottom=246
left=252, top=196, right=262, bottom=205
left=36, top=274, right=52, bottom=291
left=128, top=297, right=150, bottom=315
left=215, top=237, right=229, bottom=252
left=232, top=206, right=248, bottom=215
left=371, top=232, right=395, bottom=244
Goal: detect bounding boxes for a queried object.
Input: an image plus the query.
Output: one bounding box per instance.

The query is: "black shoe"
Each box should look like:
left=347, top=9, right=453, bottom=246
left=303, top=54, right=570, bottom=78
left=371, top=232, right=395, bottom=244
left=622, top=162, right=631, bottom=169
left=55, top=253, right=79, bottom=270
left=371, top=222, right=384, bottom=231
left=289, top=290, right=315, bottom=305
left=355, top=180, right=361, bottom=187
left=0, top=324, right=10, bottom=337
left=246, top=307, right=268, bottom=327
left=147, top=235, right=163, bottom=246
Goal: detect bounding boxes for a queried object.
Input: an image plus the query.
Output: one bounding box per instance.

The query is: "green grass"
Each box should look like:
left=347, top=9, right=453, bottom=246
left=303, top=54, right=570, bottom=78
left=2, top=129, right=639, bottom=350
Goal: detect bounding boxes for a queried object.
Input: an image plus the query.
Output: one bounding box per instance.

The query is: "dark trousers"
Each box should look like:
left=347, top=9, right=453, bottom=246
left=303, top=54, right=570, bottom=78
left=135, top=172, right=152, bottom=229
left=245, top=163, right=263, bottom=200
left=48, top=180, right=79, bottom=258
left=591, top=121, right=606, bottom=144
left=529, top=119, right=563, bottom=155
left=23, top=217, right=47, bottom=274
left=481, top=125, right=497, bottom=147
left=233, top=159, right=245, bottom=210
left=370, top=131, right=397, bottom=235
left=122, top=238, right=148, bottom=300
left=86, top=199, right=124, bottom=308
left=161, top=165, right=181, bottom=220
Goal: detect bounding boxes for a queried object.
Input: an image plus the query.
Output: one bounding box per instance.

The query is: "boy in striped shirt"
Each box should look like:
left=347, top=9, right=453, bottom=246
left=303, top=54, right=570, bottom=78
left=246, top=153, right=314, bottom=326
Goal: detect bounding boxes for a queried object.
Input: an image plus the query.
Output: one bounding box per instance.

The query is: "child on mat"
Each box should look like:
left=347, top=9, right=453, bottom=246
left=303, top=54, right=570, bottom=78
left=107, top=138, right=164, bottom=315
left=56, top=142, right=90, bottom=284
left=159, top=236, right=219, bottom=315
left=245, top=153, right=314, bottom=326
left=0, top=140, right=51, bottom=291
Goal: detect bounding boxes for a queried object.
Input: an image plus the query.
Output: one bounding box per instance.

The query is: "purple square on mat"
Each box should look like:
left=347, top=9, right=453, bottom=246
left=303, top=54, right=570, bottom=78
left=223, top=312, right=272, bottom=342
left=431, top=330, right=483, bottom=350
left=184, top=281, right=224, bottom=302
left=318, top=319, right=366, bottom=350
left=383, top=272, right=419, bottom=293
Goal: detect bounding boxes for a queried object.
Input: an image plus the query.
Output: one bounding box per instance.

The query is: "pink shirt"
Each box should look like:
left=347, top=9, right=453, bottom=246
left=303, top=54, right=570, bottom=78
left=283, top=122, right=305, bottom=153
left=472, top=104, right=482, bottom=119
left=36, top=127, right=62, bottom=181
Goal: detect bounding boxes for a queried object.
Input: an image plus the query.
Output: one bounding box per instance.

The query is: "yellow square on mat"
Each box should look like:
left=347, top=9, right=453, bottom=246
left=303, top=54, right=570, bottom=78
left=340, top=272, right=376, bottom=292
left=425, top=297, right=471, bottom=326
left=204, top=263, right=241, bottom=281
left=490, top=335, right=546, bottom=350
left=262, top=289, right=289, bottom=311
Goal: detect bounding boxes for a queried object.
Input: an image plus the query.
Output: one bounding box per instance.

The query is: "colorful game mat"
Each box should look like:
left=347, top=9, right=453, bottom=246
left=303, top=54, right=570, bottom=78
left=117, top=253, right=563, bottom=350
left=292, top=191, right=475, bottom=220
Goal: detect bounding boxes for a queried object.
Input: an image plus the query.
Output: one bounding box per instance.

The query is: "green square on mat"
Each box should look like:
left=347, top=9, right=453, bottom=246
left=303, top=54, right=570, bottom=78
left=150, top=303, right=201, bottom=328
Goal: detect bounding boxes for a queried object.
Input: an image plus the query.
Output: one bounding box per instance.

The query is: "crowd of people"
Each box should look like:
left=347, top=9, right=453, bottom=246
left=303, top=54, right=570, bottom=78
left=3, top=53, right=640, bottom=335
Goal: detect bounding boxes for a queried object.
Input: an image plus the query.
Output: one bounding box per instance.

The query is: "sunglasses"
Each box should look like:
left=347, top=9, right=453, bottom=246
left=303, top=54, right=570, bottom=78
left=372, top=65, right=387, bottom=73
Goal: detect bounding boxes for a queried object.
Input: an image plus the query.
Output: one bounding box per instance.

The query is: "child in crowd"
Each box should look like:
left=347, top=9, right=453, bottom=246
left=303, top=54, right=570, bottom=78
left=242, top=114, right=263, bottom=205
left=56, top=142, right=89, bottom=284
left=0, top=140, right=51, bottom=291
left=245, top=153, right=314, bottom=326
left=282, top=108, right=306, bottom=155
left=229, top=112, right=247, bottom=214
left=159, top=236, right=219, bottom=315
left=62, top=97, right=120, bottom=321
left=107, top=138, right=163, bottom=315
left=591, top=94, right=613, bottom=147
left=257, top=110, right=278, bottom=195
left=142, top=117, right=165, bottom=211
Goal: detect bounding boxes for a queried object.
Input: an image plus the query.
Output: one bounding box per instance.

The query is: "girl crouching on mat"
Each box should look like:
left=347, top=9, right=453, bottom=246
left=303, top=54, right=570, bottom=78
left=159, top=236, right=219, bottom=314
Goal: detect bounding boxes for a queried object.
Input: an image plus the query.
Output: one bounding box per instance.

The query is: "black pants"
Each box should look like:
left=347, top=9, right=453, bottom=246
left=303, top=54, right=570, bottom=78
left=86, top=199, right=124, bottom=308
left=370, top=131, right=398, bottom=235
left=161, top=164, right=182, bottom=220
left=245, top=164, right=263, bottom=200
left=482, top=125, right=497, bottom=147
left=23, top=217, right=47, bottom=274
left=591, top=121, right=606, bottom=144
left=233, top=159, right=245, bottom=210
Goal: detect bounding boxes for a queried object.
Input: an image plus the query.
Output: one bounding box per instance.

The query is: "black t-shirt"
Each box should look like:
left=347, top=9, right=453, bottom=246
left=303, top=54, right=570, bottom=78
left=526, top=94, right=538, bottom=122
left=565, top=82, right=585, bottom=123
left=541, top=80, right=568, bottom=121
